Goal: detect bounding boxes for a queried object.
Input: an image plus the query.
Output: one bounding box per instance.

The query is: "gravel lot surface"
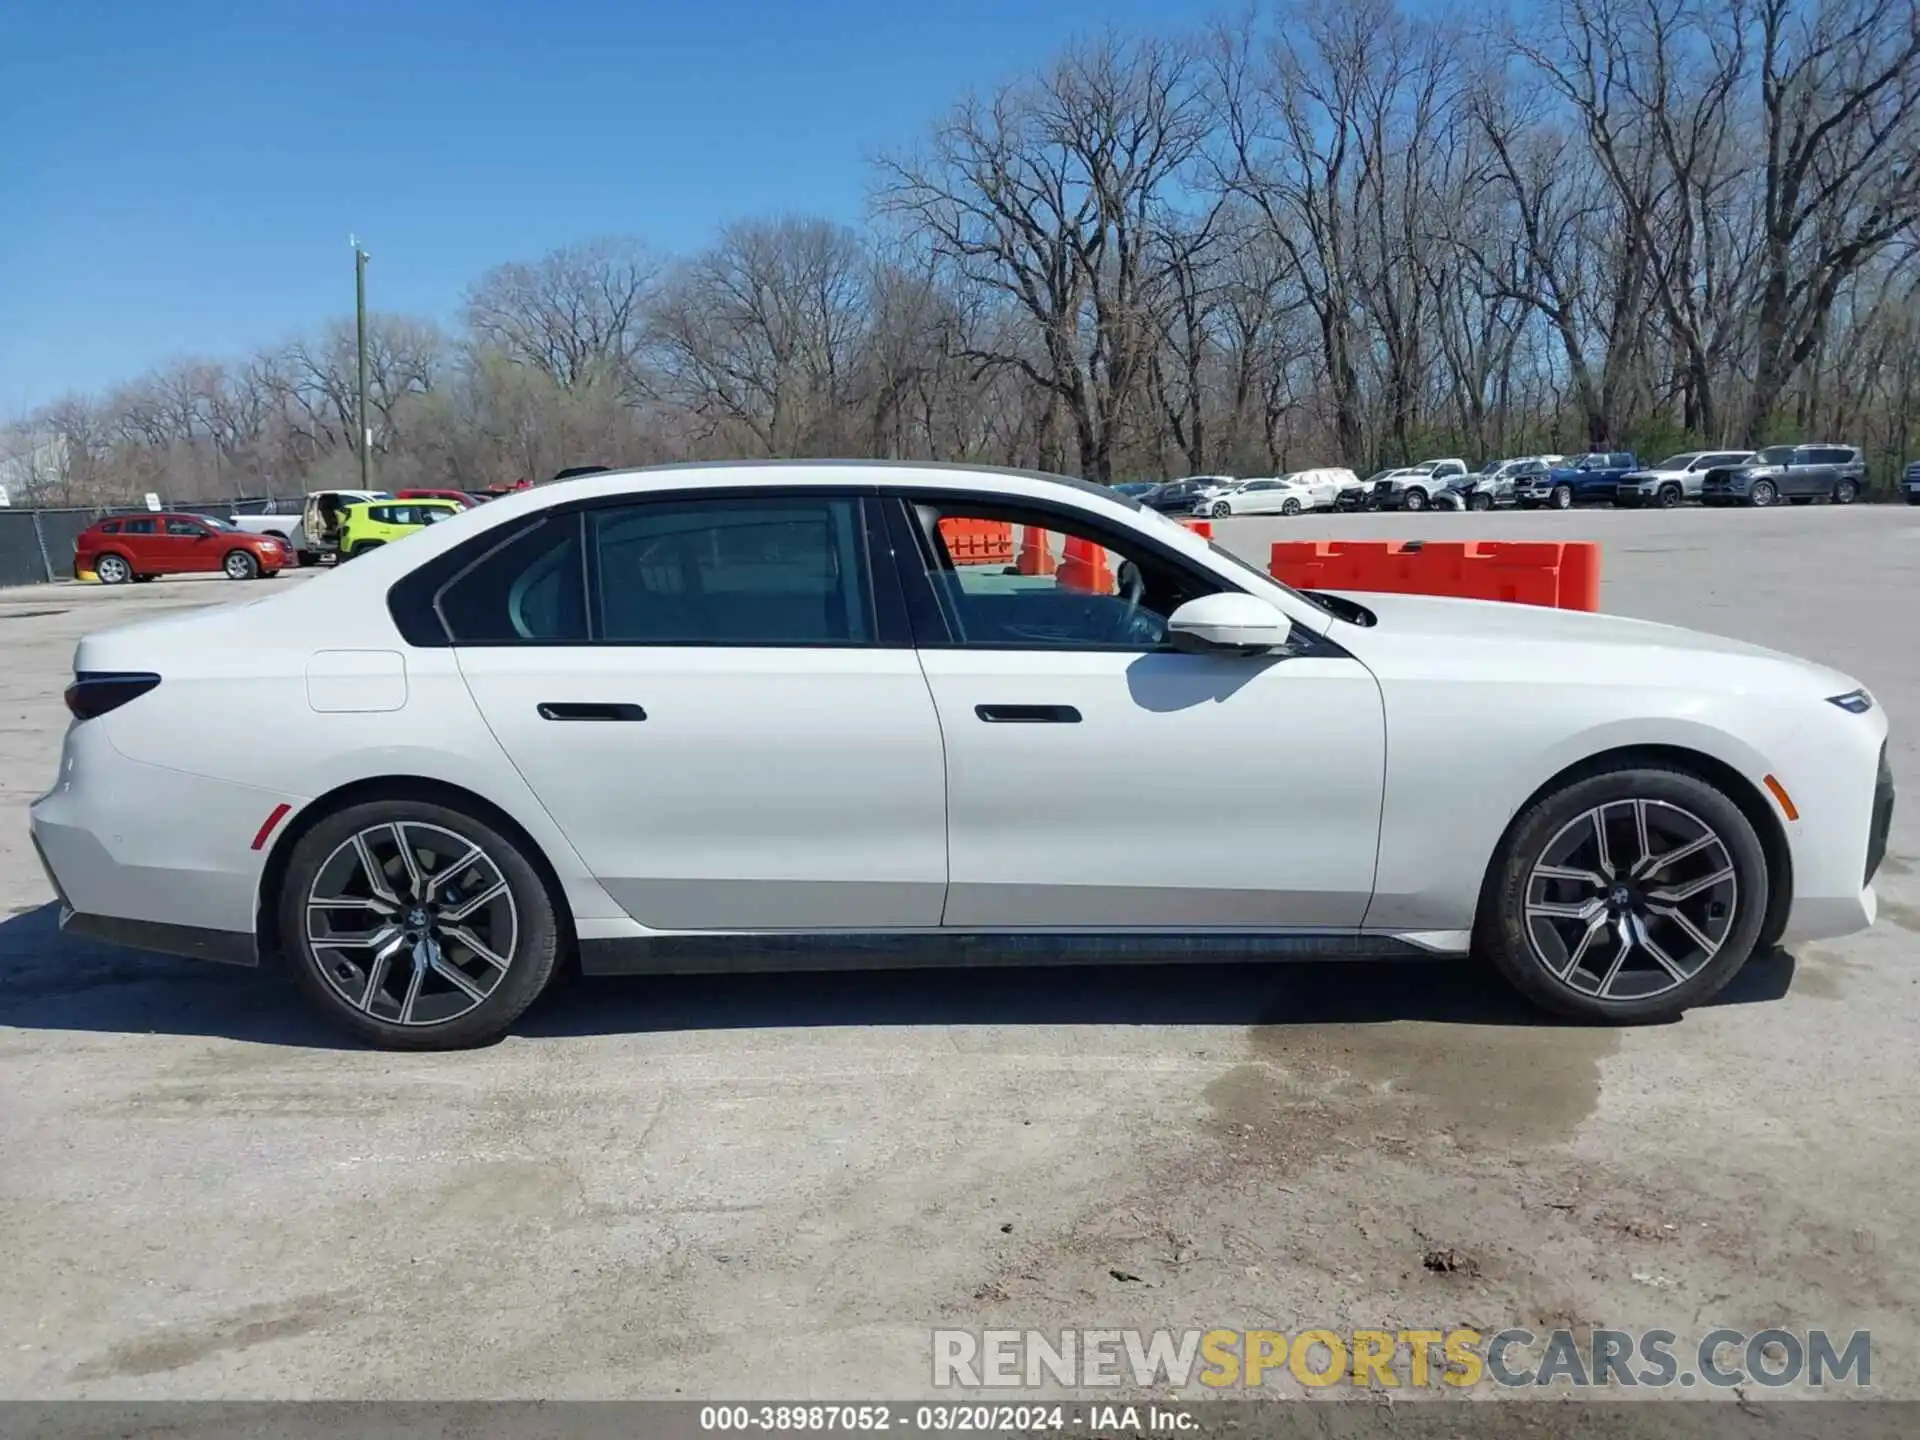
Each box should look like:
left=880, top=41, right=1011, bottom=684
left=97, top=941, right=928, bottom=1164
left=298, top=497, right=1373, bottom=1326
left=1, top=504, right=1914, bottom=1403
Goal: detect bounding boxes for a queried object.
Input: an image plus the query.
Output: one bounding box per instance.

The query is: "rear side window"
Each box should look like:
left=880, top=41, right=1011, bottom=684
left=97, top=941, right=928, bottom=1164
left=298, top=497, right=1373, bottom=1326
left=590, top=497, right=871, bottom=646
left=122, top=518, right=155, bottom=535
left=97, top=521, right=121, bottom=534
left=437, top=518, right=587, bottom=644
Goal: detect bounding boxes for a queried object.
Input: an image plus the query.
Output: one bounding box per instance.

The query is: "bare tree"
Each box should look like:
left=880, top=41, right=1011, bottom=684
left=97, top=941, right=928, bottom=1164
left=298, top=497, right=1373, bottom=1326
left=465, top=239, right=660, bottom=398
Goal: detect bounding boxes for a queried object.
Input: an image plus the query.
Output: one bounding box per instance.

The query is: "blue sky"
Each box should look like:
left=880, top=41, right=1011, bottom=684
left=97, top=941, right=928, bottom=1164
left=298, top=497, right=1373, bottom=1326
left=0, top=0, right=1224, bottom=416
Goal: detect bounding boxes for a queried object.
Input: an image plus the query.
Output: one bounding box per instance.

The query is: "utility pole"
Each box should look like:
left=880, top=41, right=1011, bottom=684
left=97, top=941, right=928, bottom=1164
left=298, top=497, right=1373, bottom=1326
left=351, top=236, right=371, bottom=490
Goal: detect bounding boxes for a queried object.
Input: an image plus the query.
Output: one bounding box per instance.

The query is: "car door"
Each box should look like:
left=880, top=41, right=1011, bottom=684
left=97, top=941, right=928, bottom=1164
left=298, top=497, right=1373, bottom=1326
left=449, top=489, right=948, bottom=931
left=1783, top=448, right=1821, bottom=497
left=1235, top=480, right=1282, bottom=514
left=162, top=516, right=216, bottom=571
left=888, top=491, right=1386, bottom=930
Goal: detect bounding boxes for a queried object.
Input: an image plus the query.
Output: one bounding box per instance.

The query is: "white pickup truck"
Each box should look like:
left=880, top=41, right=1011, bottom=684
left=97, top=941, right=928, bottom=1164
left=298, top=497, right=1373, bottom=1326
left=229, top=490, right=388, bottom=565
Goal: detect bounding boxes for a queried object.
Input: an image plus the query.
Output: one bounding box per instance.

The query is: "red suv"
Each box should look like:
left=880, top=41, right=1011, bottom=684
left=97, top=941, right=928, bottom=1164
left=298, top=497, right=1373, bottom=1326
left=75, top=513, right=288, bottom=585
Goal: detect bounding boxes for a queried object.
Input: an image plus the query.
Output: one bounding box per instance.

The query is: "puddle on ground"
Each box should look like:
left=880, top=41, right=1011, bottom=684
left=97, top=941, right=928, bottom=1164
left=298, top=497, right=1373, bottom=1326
left=1876, top=899, right=1920, bottom=933
left=1205, top=1021, right=1618, bottom=1160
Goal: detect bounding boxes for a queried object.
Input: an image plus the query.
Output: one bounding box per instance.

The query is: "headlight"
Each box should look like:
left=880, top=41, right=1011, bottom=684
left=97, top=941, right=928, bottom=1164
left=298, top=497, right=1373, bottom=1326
left=1827, top=689, right=1875, bottom=714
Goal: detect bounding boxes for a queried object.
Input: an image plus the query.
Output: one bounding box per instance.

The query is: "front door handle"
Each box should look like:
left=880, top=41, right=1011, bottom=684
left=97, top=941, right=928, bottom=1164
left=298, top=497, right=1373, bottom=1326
left=537, top=702, right=647, bottom=722
left=975, top=704, right=1081, bottom=724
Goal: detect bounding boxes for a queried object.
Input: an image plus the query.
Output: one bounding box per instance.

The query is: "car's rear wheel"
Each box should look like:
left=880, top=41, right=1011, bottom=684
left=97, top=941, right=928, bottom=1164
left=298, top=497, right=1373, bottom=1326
left=1551, top=483, right=1574, bottom=509
left=1750, top=479, right=1777, bottom=507
left=94, top=553, right=131, bottom=585
left=1834, top=479, right=1858, bottom=505
left=1477, top=765, right=1768, bottom=1023
left=1281, top=497, right=1301, bottom=516
left=278, top=799, right=561, bottom=1050
left=223, top=549, right=259, bottom=580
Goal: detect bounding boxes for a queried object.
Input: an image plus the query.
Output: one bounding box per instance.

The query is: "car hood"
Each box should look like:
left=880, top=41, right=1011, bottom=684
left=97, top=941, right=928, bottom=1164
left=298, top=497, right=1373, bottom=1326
left=1321, top=589, right=1859, bottom=693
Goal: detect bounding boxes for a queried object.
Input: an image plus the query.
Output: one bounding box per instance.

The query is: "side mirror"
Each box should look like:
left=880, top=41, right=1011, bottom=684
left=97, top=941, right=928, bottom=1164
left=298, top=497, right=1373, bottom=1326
left=1168, top=593, right=1294, bottom=654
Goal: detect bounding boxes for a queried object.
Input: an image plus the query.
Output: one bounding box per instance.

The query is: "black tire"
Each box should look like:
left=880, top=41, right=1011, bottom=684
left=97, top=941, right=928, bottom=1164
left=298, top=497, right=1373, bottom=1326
left=1749, top=479, right=1777, bottom=507
left=296, top=549, right=319, bottom=567
left=1402, top=488, right=1428, bottom=512
left=1281, top=497, right=1301, bottom=516
left=1833, top=479, right=1858, bottom=505
left=1551, top=483, right=1574, bottom=510
left=133, top=574, right=155, bottom=584
left=278, top=798, right=561, bottom=1050
left=223, top=549, right=259, bottom=580
left=350, top=540, right=385, bottom=558
left=1477, top=763, right=1769, bottom=1024
left=1210, top=502, right=1231, bottom=519
left=94, top=552, right=132, bottom=585
left=1470, top=493, right=1493, bottom=512
left=1657, top=484, right=1682, bottom=509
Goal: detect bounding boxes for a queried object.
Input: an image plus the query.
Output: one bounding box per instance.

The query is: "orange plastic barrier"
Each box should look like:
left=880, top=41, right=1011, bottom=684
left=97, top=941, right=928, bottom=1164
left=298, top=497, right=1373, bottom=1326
left=1057, top=534, right=1114, bottom=593
left=938, top=518, right=1015, bottom=566
left=1180, top=518, right=1214, bottom=539
left=1268, top=540, right=1602, bottom=612
left=1015, top=526, right=1057, bottom=576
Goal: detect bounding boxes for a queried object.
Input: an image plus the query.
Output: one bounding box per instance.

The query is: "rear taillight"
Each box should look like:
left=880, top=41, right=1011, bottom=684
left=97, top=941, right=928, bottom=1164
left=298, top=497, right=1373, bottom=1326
left=64, top=671, right=161, bottom=721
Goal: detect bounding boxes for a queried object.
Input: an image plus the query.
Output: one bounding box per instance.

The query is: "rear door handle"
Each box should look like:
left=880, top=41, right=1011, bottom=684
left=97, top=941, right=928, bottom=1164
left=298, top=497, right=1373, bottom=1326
left=537, top=702, right=647, bottom=722
left=975, top=704, right=1081, bottom=724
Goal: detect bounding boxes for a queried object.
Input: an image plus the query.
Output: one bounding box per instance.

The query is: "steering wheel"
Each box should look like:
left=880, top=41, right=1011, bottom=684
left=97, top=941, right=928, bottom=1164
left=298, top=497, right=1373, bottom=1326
left=1111, top=559, right=1164, bottom=645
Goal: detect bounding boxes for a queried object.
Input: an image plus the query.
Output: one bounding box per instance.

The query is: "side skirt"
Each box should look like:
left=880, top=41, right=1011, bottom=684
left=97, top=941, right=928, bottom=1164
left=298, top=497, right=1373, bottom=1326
left=578, top=931, right=1446, bottom=977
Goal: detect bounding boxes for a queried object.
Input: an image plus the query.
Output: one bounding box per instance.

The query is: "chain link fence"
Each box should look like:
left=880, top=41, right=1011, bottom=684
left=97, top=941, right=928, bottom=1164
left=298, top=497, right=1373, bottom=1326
left=0, top=497, right=286, bottom=589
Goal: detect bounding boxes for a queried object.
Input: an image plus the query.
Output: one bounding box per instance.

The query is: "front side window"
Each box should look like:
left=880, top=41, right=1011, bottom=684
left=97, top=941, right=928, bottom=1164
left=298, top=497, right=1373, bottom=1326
left=912, top=503, right=1220, bottom=650
left=1758, top=446, right=1796, bottom=465
left=164, top=518, right=204, bottom=536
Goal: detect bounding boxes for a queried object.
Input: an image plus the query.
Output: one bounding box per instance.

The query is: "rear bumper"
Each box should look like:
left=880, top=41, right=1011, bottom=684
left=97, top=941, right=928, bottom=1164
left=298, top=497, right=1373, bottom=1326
left=29, top=721, right=269, bottom=963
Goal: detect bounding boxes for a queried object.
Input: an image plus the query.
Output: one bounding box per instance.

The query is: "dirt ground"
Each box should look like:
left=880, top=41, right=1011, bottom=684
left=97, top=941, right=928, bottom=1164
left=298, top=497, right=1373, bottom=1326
left=0, top=504, right=1915, bottom=1404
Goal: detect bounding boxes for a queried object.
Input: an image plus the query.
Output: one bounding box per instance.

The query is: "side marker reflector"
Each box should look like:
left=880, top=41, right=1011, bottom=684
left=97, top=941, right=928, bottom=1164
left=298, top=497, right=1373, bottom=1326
left=251, top=802, right=293, bottom=851
left=1762, top=775, right=1799, bottom=822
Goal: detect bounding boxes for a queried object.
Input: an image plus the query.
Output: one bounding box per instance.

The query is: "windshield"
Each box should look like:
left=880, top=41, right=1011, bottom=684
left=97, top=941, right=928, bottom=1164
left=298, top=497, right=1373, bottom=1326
left=1757, top=446, right=1796, bottom=465
left=1653, top=454, right=1699, bottom=470
left=199, top=514, right=237, bottom=530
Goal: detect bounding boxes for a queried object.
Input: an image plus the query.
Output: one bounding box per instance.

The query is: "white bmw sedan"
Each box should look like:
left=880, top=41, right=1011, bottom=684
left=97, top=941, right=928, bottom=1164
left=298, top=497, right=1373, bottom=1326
left=30, top=463, right=1893, bottom=1049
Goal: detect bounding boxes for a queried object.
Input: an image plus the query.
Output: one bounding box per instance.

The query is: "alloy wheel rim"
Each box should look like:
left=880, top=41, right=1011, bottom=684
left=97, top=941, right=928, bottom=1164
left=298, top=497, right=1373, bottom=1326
left=1754, top=483, right=1774, bottom=505
left=225, top=554, right=250, bottom=577
left=99, top=556, right=127, bottom=581
left=1524, top=799, right=1737, bottom=1002
left=306, top=822, right=518, bottom=1026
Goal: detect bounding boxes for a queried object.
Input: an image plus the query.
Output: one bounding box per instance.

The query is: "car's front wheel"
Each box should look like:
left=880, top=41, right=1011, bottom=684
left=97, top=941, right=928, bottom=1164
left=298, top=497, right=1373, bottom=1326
left=278, top=798, right=562, bottom=1049
left=1477, top=764, right=1768, bottom=1023
left=1750, top=479, right=1777, bottom=507
left=1658, top=484, right=1682, bottom=508
left=1469, top=492, right=1493, bottom=511
left=1209, top=501, right=1231, bottom=518
left=1401, top=488, right=1428, bottom=512
left=1551, top=483, right=1574, bottom=509
left=223, top=549, right=259, bottom=580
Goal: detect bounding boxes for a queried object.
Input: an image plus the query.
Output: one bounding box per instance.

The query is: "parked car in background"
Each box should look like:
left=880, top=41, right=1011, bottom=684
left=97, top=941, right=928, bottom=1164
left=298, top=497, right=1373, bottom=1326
left=1439, top=456, right=1562, bottom=511
left=77, top=512, right=287, bottom=584
left=1904, top=459, right=1920, bottom=504
left=1699, top=444, right=1867, bottom=507
left=397, top=488, right=481, bottom=508
left=1204, top=476, right=1317, bottom=517
left=1370, top=459, right=1469, bottom=512
left=1111, top=481, right=1161, bottom=498
left=1514, top=452, right=1638, bottom=509
left=1280, top=467, right=1360, bottom=511
left=1143, top=475, right=1237, bottom=513
left=230, top=489, right=389, bottom=565
left=1614, top=452, right=1755, bottom=508
left=336, top=498, right=465, bottom=558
